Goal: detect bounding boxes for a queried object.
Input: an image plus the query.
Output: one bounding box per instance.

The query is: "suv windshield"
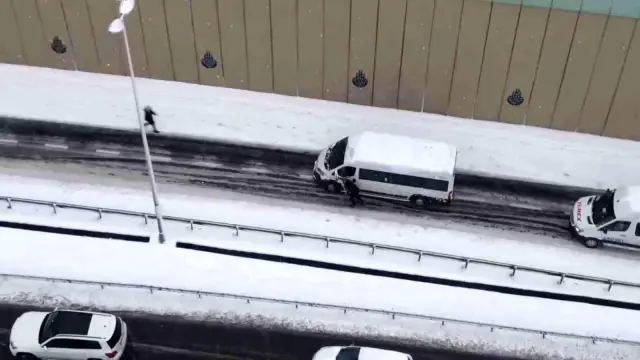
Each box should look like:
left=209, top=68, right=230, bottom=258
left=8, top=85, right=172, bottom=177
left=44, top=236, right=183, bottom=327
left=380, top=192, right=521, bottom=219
left=38, top=311, right=59, bottom=344
left=592, top=190, right=616, bottom=226
left=325, top=137, right=348, bottom=170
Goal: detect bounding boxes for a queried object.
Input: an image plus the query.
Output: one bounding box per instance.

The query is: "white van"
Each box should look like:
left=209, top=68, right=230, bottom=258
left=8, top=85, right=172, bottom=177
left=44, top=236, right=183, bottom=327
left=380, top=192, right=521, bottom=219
left=312, top=132, right=457, bottom=206
left=570, top=186, right=640, bottom=248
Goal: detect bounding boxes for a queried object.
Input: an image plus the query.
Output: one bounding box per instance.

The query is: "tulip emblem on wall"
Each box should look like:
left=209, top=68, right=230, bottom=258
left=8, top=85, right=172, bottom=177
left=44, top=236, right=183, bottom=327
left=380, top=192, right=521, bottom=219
left=507, top=88, right=524, bottom=106
left=352, top=70, right=368, bottom=88
left=50, top=36, right=67, bottom=54
left=201, top=51, right=218, bottom=69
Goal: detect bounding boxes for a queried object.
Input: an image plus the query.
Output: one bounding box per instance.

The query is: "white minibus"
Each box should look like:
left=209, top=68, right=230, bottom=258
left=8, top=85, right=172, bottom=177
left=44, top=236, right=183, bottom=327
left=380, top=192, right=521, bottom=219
left=312, top=132, right=457, bottom=206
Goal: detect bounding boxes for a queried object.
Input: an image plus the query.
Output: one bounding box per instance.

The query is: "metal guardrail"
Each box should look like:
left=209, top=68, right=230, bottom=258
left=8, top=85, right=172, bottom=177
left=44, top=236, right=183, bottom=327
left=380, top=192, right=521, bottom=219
left=2, top=195, right=640, bottom=294
left=1, top=272, right=638, bottom=347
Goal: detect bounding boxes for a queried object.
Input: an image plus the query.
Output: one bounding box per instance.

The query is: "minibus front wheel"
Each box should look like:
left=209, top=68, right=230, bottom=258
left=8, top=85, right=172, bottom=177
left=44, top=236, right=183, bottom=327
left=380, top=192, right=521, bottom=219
left=326, top=181, right=342, bottom=193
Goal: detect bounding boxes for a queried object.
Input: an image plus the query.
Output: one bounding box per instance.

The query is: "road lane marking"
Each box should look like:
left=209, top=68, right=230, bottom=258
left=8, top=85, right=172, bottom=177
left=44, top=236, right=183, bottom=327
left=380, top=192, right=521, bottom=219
left=44, top=143, right=69, bottom=150
left=96, top=149, right=121, bottom=155
left=151, top=155, right=171, bottom=162
left=0, top=138, right=18, bottom=144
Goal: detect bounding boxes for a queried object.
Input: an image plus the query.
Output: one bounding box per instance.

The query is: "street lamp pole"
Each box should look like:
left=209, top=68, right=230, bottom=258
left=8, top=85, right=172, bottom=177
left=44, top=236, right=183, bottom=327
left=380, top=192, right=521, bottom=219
left=109, top=0, right=167, bottom=244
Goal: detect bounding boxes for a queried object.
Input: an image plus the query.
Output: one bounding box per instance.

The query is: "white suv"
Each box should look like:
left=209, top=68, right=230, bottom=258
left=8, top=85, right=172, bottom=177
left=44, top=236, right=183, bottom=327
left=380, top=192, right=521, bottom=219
left=9, top=309, right=128, bottom=360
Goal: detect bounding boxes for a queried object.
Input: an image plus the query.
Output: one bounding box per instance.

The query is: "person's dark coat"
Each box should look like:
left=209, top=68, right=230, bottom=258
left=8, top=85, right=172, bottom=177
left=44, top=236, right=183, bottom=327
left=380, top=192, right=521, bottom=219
left=144, top=107, right=157, bottom=125
left=343, top=179, right=360, bottom=195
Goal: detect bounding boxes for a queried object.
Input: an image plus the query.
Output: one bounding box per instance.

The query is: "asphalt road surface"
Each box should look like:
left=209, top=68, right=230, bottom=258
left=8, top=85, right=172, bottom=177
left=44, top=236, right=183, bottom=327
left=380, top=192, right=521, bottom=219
left=0, top=133, right=575, bottom=239
left=0, top=303, right=529, bottom=360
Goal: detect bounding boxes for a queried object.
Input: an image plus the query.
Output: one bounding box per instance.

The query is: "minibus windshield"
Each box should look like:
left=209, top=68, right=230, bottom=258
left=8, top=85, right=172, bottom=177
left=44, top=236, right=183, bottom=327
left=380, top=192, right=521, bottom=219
left=325, top=137, right=348, bottom=170
left=592, top=190, right=616, bottom=226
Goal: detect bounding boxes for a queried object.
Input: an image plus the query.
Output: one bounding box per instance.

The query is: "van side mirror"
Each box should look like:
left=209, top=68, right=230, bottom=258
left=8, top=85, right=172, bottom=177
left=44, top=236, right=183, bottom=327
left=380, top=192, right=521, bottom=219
left=601, top=228, right=608, bottom=234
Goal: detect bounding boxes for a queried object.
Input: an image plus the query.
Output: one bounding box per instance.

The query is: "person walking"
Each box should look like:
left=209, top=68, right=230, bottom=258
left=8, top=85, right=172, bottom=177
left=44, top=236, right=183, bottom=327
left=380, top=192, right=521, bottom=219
left=143, top=106, right=160, bottom=133
left=343, top=178, right=364, bottom=207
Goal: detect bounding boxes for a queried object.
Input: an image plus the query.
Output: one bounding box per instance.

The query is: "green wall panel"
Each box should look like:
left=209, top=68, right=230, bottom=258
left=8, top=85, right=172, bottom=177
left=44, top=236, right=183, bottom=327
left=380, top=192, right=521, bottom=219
left=488, top=0, right=640, bottom=18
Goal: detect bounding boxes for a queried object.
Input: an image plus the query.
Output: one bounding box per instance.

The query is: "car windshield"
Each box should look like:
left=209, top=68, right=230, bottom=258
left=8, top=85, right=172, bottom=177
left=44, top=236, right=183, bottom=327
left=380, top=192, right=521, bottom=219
left=325, top=137, right=348, bottom=170
left=38, top=311, right=59, bottom=344
left=592, top=190, right=616, bottom=226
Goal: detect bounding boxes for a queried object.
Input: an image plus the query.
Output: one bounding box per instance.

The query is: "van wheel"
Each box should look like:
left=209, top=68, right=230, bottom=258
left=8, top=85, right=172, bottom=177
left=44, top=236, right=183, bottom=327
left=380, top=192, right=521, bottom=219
left=326, top=181, right=341, bottom=193
left=17, top=354, right=38, bottom=360
left=410, top=195, right=426, bottom=207
left=583, top=238, right=602, bottom=249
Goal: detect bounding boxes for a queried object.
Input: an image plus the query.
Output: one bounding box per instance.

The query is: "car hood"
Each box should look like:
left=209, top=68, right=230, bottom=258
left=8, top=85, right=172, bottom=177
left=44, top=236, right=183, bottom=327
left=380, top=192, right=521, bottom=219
left=11, top=312, right=48, bottom=348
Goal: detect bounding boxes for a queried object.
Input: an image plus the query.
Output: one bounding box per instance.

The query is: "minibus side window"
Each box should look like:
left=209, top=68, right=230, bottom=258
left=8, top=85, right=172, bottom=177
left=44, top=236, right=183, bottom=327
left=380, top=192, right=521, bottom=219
left=337, top=166, right=356, bottom=177
left=360, top=169, right=388, bottom=182
left=636, top=223, right=640, bottom=237
left=391, top=173, right=449, bottom=192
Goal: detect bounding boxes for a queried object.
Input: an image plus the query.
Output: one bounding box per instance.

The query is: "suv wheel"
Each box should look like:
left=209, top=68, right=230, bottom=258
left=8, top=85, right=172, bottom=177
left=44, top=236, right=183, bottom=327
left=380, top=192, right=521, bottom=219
left=584, top=238, right=602, bottom=249
left=17, top=353, right=38, bottom=360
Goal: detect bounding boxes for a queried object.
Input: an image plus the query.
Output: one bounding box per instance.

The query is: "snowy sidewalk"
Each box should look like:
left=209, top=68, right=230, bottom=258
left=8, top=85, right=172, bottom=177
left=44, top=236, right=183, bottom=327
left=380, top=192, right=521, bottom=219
left=1, top=64, right=640, bottom=190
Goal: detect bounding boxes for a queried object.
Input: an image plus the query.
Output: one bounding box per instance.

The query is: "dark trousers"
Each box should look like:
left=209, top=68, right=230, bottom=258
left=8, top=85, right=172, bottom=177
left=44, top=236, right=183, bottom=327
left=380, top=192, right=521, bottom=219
left=348, top=192, right=364, bottom=207
left=145, top=121, right=159, bottom=133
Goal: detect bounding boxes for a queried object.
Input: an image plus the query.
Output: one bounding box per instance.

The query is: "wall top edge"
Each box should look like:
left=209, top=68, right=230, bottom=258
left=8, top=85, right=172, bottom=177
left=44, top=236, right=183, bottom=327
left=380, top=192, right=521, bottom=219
left=485, top=0, right=640, bottom=18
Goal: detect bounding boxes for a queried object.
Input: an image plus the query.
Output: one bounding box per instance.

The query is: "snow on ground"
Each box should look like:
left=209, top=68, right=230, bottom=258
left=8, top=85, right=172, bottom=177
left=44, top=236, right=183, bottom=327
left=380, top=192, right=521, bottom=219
left=1, top=228, right=640, bottom=360
left=3, top=165, right=640, bottom=303
left=1, top=64, right=640, bottom=190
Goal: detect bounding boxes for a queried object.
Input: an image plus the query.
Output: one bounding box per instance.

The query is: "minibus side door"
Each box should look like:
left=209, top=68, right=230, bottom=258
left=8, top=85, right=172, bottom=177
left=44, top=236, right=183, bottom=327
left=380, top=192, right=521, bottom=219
left=336, top=166, right=357, bottom=192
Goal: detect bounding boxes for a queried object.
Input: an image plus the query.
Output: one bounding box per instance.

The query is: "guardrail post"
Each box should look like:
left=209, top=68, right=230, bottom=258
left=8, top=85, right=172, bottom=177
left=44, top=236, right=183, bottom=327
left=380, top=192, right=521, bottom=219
left=392, top=313, right=396, bottom=320
left=98, top=209, right=103, bottom=219
left=325, top=237, right=330, bottom=248
left=608, top=280, right=614, bottom=292
left=592, top=338, right=597, bottom=345
left=189, top=220, right=194, bottom=230
left=490, top=327, right=494, bottom=332
left=542, top=332, right=546, bottom=339
left=235, top=225, right=240, bottom=236
left=418, top=252, right=423, bottom=262
left=52, top=203, right=57, bottom=214
left=510, top=266, right=517, bottom=277
left=144, top=214, right=148, bottom=224
left=6, top=198, right=12, bottom=209
left=558, top=274, right=565, bottom=285
left=441, top=321, right=445, bottom=326
left=280, top=231, right=284, bottom=242
left=463, top=259, right=469, bottom=269
left=371, top=245, right=376, bottom=255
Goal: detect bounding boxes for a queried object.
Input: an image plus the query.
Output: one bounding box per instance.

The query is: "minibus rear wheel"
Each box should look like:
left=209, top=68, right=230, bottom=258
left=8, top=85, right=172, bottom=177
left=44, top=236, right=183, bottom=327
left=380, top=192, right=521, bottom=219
left=583, top=238, right=602, bottom=249
left=410, top=195, right=426, bottom=207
